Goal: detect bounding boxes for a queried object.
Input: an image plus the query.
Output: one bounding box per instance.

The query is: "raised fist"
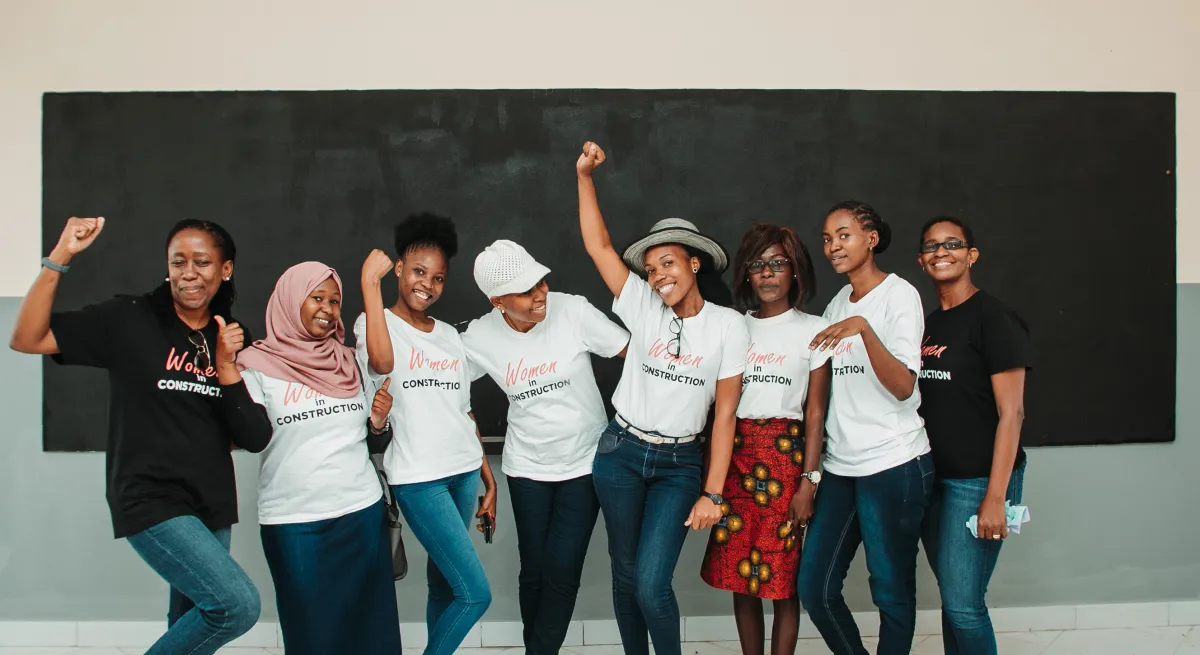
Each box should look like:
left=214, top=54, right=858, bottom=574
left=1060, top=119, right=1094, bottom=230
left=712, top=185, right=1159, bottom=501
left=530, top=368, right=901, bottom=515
left=53, top=216, right=106, bottom=259
left=362, top=249, right=394, bottom=284
left=576, top=142, right=606, bottom=176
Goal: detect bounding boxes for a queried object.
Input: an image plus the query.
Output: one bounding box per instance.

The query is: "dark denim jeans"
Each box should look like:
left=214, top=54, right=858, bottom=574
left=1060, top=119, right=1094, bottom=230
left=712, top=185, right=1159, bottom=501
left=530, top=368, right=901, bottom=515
left=125, top=515, right=261, bottom=655
left=507, top=473, right=601, bottom=655
left=592, top=419, right=703, bottom=655
left=393, top=468, right=492, bottom=655
left=921, top=462, right=1026, bottom=655
left=797, top=455, right=934, bottom=655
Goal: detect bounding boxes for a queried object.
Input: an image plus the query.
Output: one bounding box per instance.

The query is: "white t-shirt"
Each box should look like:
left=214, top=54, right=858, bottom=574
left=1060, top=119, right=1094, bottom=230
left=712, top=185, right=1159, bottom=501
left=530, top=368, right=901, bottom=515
left=241, top=369, right=382, bottom=525
left=610, top=272, right=750, bottom=437
left=737, top=309, right=833, bottom=420
left=353, top=311, right=483, bottom=485
left=821, top=273, right=931, bottom=477
left=461, top=292, right=630, bottom=481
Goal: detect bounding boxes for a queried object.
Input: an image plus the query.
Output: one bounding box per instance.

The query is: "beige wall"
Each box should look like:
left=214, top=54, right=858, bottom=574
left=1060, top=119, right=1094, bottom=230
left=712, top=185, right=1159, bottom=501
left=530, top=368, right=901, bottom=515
left=1, top=0, right=1196, bottom=295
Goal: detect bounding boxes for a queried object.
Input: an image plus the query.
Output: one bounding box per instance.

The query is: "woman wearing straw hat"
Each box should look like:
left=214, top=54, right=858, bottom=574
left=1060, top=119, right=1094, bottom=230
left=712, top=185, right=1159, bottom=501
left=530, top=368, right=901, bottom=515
left=576, top=141, right=750, bottom=655
left=461, top=239, right=629, bottom=655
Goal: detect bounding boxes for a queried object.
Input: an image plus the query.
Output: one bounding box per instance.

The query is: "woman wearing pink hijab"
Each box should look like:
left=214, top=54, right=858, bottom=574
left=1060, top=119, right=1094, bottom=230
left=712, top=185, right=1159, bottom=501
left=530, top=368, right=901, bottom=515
left=237, top=262, right=401, bottom=654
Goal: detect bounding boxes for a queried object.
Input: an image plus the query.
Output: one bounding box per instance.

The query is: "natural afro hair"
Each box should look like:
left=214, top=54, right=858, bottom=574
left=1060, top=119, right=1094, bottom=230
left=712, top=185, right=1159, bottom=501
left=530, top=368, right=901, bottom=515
left=393, top=213, right=459, bottom=260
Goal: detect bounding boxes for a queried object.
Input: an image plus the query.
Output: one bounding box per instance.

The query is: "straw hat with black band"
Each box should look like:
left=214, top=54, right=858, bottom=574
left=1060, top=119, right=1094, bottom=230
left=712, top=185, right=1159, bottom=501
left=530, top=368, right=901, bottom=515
left=621, top=217, right=729, bottom=274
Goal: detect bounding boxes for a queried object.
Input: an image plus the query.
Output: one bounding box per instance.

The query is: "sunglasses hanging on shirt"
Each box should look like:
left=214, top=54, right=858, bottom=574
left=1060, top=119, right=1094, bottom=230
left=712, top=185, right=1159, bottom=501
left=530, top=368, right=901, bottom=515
left=188, top=330, right=211, bottom=370
left=667, top=316, right=683, bottom=360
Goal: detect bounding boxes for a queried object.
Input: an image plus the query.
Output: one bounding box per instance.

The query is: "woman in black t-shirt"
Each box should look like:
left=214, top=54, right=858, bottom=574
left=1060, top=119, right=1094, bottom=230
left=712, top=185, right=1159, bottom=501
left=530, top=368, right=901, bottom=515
left=10, top=217, right=272, bottom=655
left=915, top=217, right=1032, bottom=655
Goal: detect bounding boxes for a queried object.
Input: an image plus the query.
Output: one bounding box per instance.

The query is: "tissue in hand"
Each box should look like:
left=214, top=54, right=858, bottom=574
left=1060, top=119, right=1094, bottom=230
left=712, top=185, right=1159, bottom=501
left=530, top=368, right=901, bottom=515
left=966, top=501, right=1030, bottom=535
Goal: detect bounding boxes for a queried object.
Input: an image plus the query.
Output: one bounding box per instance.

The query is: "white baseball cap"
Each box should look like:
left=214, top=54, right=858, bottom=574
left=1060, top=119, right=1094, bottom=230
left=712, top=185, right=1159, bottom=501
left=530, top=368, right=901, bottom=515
left=473, top=240, right=551, bottom=298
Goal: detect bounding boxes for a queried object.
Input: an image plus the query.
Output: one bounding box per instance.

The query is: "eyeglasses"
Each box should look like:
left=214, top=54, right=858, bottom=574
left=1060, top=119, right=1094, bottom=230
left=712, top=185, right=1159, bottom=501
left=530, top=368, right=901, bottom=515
left=919, top=239, right=970, bottom=254
left=667, top=317, right=683, bottom=360
left=746, top=258, right=790, bottom=275
left=188, top=330, right=211, bottom=370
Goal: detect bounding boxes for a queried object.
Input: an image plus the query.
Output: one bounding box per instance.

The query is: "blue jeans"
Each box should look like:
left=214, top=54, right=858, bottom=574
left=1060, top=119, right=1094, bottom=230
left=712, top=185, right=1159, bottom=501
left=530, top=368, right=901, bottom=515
left=921, top=463, right=1026, bottom=655
left=797, top=455, right=934, bottom=655
left=393, top=468, right=491, bottom=655
left=125, top=515, right=261, bottom=655
left=261, top=500, right=402, bottom=655
left=507, top=474, right=601, bottom=655
left=592, top=419, right=703, bottom=655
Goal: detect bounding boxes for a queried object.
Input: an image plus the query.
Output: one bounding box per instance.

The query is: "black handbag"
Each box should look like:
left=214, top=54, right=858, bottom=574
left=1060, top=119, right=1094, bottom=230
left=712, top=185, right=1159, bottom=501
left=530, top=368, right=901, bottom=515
left=373, top=456, right=408, bottom=580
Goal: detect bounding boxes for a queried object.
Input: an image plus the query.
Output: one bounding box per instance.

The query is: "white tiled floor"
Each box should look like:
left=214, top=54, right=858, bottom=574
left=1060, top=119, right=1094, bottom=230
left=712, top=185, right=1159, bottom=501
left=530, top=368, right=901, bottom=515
left=2, top=626, right=1199, bottom=654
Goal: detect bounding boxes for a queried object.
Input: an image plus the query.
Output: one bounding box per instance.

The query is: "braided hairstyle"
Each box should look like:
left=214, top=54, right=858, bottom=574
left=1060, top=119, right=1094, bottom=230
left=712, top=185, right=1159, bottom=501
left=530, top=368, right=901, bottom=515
left=827, top=200, right=892, bottom=255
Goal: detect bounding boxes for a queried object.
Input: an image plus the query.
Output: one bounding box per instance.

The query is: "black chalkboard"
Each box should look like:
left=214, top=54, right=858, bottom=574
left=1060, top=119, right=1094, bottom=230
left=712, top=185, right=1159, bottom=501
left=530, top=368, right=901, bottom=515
left=41, top=89, right=1176, bottom=452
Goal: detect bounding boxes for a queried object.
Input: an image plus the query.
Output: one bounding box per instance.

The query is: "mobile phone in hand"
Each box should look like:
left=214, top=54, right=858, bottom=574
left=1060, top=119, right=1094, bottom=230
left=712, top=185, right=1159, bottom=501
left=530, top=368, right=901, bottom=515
left=478, top=496, right=493, bottom=544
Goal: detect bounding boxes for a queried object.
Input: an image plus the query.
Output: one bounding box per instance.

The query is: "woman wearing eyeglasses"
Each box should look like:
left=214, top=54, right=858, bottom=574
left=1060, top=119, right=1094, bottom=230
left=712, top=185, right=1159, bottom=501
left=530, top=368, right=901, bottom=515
left=10, top=217, right=269, bottom=654
left=235, top=262, right=402, bottom=655
left=576, top=142, right=749, bottom=655
left=798, top=201, right=933, bottom=655
left=915, top=218, right=1031, bottom=655
left=699, top=224, right=831, bottom=655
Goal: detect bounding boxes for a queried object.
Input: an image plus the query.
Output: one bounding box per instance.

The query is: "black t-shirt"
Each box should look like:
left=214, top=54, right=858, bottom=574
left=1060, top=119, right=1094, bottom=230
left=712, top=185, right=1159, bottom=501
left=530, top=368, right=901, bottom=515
left=917, top=290, right=1032, bottom=480
left=50, top=284, right=271, bottom=539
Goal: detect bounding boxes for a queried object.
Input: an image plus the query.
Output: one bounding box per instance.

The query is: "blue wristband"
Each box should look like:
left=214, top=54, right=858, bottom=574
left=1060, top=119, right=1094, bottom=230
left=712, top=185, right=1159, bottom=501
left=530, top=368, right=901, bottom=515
left=41, top=257, right=70, bottom=273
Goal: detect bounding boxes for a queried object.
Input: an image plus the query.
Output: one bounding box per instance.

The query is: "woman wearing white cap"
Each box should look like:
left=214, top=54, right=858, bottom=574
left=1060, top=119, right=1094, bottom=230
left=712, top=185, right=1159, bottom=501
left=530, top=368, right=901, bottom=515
left=575, top=141, right=750, bottom=655
left=461, top=239, right=630, bottom=655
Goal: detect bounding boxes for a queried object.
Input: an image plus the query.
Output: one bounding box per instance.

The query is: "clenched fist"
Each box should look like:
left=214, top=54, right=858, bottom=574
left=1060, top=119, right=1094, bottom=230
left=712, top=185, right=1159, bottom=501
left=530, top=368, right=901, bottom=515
left=51, top=216, right=106, bottom=263
left=576, top=142, right=606, bottom=177
left=362, top=249, right=394, bottom=285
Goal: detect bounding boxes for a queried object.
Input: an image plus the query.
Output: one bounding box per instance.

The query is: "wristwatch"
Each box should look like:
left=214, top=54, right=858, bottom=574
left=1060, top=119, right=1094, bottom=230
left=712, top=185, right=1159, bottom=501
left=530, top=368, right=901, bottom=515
left=801, top=470, right=822, bottom=486
left=702, top=492, right=724, bottom=505
left=368, top=418, right=391, bottom=435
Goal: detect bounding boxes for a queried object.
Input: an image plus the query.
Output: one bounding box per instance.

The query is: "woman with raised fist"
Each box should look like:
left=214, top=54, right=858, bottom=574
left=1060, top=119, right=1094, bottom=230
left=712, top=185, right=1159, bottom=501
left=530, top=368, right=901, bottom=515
left=354, top=213, right=496, bottom=655
left=10, top=217, right=269, bottom=654
left=235, top=261, right=402, bottom=654
left=576, top=142, right=749, bottom=655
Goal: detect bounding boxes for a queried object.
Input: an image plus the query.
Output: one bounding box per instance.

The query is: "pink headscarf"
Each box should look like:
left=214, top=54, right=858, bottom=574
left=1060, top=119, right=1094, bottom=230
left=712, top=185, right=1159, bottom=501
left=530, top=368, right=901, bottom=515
left=237, top=262, right=362, bottom=399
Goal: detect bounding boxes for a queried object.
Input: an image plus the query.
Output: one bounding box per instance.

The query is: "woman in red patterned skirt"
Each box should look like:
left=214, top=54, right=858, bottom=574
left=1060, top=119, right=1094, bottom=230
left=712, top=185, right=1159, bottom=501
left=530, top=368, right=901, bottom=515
left=700, top=224, right=832, bottom=655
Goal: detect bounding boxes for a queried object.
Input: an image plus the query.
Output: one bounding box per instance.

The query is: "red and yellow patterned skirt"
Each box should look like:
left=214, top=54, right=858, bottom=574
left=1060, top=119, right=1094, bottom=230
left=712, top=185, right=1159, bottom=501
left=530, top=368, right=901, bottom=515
left=700, top=417, right=806, bottom=599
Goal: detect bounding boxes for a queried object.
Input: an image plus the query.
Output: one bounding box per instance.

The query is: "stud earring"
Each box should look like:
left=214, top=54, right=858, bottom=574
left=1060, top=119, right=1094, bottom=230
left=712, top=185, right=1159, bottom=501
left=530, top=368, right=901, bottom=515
left=500, top=307, right=506, bottom=314
left=164, top=276, right=169, bottom=282
left=692, top=267, right=699, bottom=273
left=224, top=276, right=230, bottom=281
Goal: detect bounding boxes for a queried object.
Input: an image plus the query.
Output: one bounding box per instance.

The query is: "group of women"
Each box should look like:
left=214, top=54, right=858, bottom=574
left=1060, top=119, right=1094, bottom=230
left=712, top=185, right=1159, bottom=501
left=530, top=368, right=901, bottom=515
left=10, top=140, right=1030, bottom=655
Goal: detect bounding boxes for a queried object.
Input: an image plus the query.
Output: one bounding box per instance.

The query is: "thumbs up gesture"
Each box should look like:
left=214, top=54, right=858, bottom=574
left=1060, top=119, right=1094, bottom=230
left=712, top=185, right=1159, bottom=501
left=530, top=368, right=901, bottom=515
left=213, top=315, right=245, bottom=368
left=370, top=378, right=393, bottom=430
